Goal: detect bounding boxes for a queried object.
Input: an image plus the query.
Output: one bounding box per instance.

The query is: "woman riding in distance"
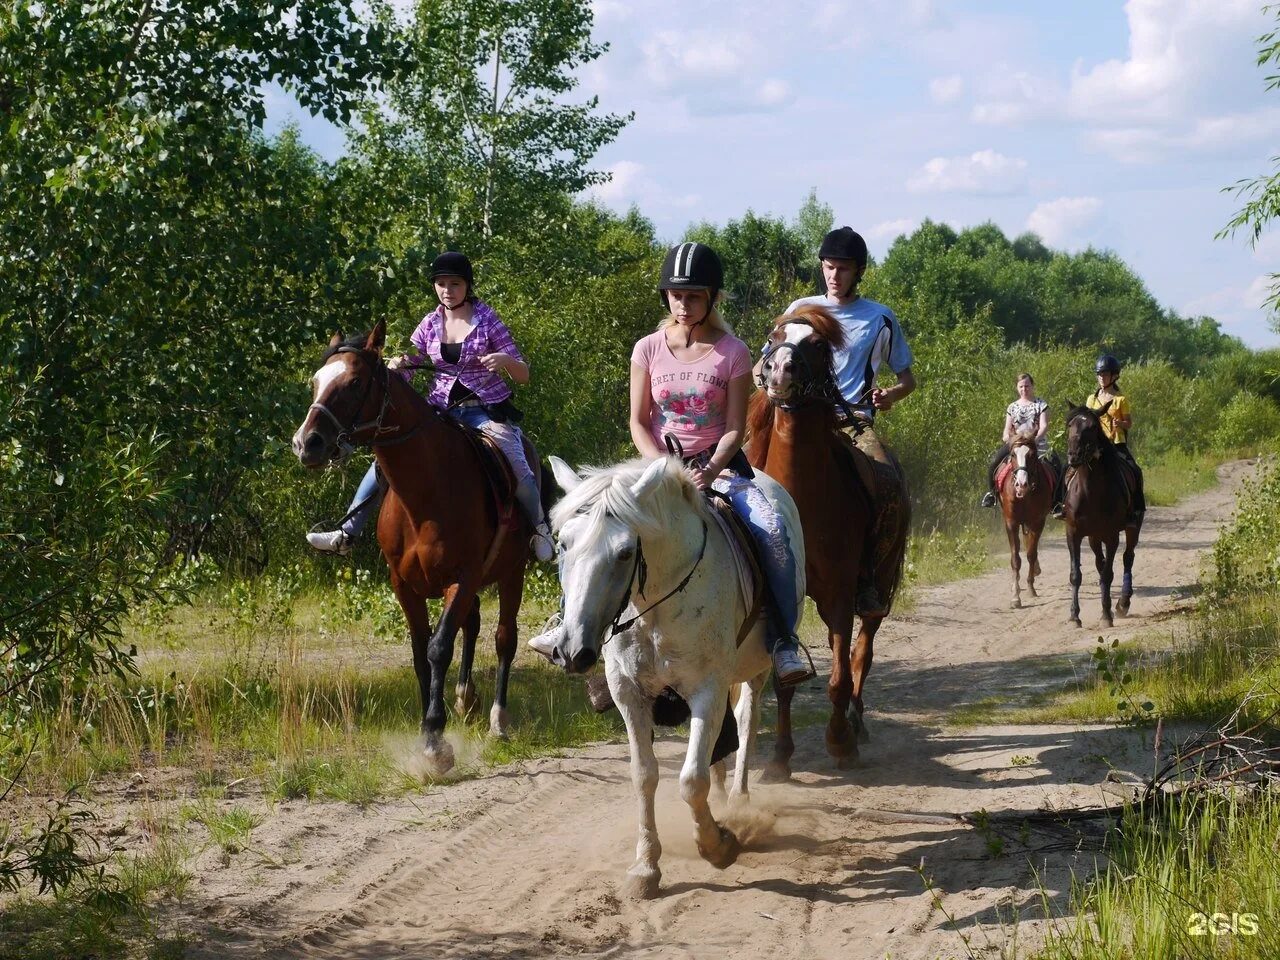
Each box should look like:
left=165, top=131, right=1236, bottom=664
left=980, top=372, right=1064, bottom=517
left=626, top=242, right=812, bottom=686
left=1088, top=354, right=1145, bottom=515
left=306, top=252, right=555, bottom=562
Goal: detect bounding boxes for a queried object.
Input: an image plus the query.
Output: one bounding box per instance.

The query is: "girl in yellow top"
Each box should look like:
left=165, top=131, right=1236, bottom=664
left=1087, top=354, right=1144, bottom=513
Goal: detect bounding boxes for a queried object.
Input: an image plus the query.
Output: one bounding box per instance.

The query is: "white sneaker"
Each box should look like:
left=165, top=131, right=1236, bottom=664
left=306, top=529, right=352, bottom=556
left=530, top=521, right=555, bottom=562
left=528, top=613, right=562, bottom=662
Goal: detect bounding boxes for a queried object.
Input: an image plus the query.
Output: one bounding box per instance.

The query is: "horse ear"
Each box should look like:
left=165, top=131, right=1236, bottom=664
left=629, top=457, right=671, bottom=501
left=1096, top=399, right=1112, bottom=417
left=549, top=456, right=582, bottom=493
left=365, top=319, right=386, bottom=354
left=1064, top=400, right=1076, bottom=418
left=329, top=330, right=344, bottom=349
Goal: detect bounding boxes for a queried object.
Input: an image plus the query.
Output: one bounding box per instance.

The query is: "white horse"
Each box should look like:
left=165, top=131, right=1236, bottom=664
left=542, top=455, right=806, bottom=900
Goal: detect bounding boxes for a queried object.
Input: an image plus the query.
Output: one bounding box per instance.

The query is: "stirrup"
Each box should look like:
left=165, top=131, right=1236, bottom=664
left=773, top=638, right=816, bottom=687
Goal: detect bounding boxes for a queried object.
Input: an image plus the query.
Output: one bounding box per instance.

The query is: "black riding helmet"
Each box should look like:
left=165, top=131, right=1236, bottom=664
left=1095, top=354, right=1121, bottom=376
left=431, top=251, right=474, bottom=290
left=818, top=227, right=868, bottom=298
left=658, top=242, right=723, bottom=322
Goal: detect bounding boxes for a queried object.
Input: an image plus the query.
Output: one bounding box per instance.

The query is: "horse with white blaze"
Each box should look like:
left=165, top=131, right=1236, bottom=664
left=538, top=455, right=805, bottom=900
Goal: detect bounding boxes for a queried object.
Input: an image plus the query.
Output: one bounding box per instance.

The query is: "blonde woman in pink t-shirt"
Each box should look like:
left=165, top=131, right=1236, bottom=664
left=625, top=242, right=811, bottom=687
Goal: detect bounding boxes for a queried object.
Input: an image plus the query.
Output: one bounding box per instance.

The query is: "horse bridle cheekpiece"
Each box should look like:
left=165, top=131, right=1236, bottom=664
left=759, top=322, right=854, bottom=417
left=308, top=347, right=400, bottom=464
left=606, top=520, right=709, bottom=639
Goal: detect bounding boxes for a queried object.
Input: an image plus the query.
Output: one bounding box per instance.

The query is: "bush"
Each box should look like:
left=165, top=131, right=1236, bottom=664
left=1212, top=392, right=1280, bottom=453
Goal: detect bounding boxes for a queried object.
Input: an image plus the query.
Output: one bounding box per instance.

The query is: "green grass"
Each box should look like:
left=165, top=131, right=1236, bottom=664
left=1144, top=448, right=1224, bottom=507
left=1031, top=789, right=1280, bottom=959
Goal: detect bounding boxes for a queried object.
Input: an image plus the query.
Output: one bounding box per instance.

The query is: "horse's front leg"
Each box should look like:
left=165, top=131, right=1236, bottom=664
left=1067, top=528, right=1083, bottom=627
left=1117, top=525, right=1138, bottom=616
left=611, top=671, right=661, bottom=900
left=682, top=679, right=740, bottom=869
left=850, top=614, right=880, bottom=745
left=423, top=583, right=474, bottom=773
left=1025, top=518, right=1045, bottom=597
left=1094, top=534, right=1117, bottom=628
left=454, top=603, right=481, bottom=720
left=488, top=569, right=525, bottom=739
left=826, top=604, right=858, bottom=767
left=729, top=673, right=767, bottom=806
left=761, top=674, right=795, bottom=783
left=392, top=578, right=434, bottom=742
left=1006, top=513, right=1023, bottom=609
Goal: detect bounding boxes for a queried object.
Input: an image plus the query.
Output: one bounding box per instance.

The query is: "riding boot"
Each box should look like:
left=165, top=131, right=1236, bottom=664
left=515, top=475, right=555, bottom=561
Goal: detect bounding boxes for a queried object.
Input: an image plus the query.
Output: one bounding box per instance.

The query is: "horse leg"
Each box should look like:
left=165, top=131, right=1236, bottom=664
left=1067, top=529, right=1083, bottom=628
left=826, top=608, right=858, bottom=767
left=760, top=673, right=795, bottom=783
left=1026, top=517, right=1045, bottom=597
left=681, top=680, right=740, bottom=870
left=850, top=614, right=881, bottom=745
left=1117, top=526, right=1137, bottom=616
left=612, top=675, right=662, bottom=900
left=488, top=570, right=524, bottom=739
left=422, top=583, right=474, bottom=774
left=394, top=580, right=435, bottom=744
left=1096, top=534, right=1117, bottom=628
left=729, top=673, right=766, bottom=807
left=1006, top=513, right=1022, bottom=609
left=454, top=603, right=481, bottom=721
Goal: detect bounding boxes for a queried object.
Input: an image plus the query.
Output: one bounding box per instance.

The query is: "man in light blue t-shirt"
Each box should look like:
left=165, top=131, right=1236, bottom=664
left=779, top=226, right=918, bottom=618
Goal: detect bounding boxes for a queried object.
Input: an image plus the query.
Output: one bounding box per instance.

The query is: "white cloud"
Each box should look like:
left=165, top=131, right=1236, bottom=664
left=907, top=150, right=1028, bottom=195
left=929, top=75, right=963, bottom=105
left=971, top=68, right=1060, bottom=126
left=586, top=160, right=700, bottom=213
left=867, top=218, right=918, bottom=244
left=1025, top=196, right=1102, bottom=248
left=1245, top=273, right=1276, bottom=310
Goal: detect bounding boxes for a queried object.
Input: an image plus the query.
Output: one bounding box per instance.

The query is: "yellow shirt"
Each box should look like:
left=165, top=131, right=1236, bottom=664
left=1087, top=390, right=1130, bottom=445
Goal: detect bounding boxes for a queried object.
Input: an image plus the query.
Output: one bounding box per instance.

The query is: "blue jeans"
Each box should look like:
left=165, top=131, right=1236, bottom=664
left=712, top=472, right=800, bottom=652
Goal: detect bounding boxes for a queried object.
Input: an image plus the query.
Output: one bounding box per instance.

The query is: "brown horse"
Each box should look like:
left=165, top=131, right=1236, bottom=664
left=997, top=434, right=1053, bottom=609
left=747, top=305, right=890, bottom=777
left=292, top=322, right=540, bottom=773
left=1063, top=401, right=1142, bottom=628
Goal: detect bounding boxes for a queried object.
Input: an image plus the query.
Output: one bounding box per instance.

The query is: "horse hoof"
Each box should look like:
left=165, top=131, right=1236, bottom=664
left=1011, top=599, right=1021, bottom=609
left=1101, top=617, right=1113, bottom=629
left=758, top=762, right=792, bottom=784
left=1117, top=601, right=1131, bottom=617
left=488, top=705, right=511, bottom=740
left=1028, top=586, right=1038, bottom=597
left=698, top=826, right=741, bottom=869
left=621, top=867, right=661, bottom=901
left=422, top=737, right=456, bottom=776
left=1069, top=618, right=1082, bottom=628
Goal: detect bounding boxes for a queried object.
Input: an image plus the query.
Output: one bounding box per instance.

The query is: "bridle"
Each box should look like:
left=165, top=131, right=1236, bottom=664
left=758, top=322, right=854, bottom=418
left=308, top=347, right=420, bottom=464
left=605, top=519, right=709, bottom=639
left=1066, top=413, right=1103, bottom=468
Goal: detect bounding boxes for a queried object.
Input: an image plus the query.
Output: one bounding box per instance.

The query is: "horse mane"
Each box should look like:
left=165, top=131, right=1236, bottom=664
left=746, top=390, right=774, bottom=465
left=768, top=303, right=847, bottom=351
left=549, top=457, right=711, bottom=541
left=1009, top=434, right=1039, bottom=453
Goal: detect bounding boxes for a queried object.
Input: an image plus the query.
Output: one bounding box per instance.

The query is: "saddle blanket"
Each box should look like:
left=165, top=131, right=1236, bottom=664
left=996, top=457, right=1055, bottom=496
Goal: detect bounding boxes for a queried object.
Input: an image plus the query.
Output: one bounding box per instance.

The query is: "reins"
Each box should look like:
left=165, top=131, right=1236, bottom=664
left=607, top=519, right=709, bottom=638
left=310, top=348, right=425, bottom=464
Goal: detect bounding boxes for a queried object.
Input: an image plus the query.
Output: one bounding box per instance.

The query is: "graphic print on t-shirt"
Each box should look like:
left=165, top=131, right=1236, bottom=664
left=653, top=370, right=729, bottom=430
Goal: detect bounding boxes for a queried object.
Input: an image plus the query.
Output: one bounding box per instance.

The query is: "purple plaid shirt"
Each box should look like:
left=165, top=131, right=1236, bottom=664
left=401, top=299, right=524, bottom=408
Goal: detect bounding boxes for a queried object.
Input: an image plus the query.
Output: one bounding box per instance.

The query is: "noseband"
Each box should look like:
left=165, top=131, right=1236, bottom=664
left=758, top=325, right=851, bottom=416
left=309, top=347, right=416, bottom=463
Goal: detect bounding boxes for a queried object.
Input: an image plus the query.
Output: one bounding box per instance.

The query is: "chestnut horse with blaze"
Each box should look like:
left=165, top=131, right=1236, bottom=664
left=997, top=435, right=1054, bottom=610
left=748, top=304, right=906, bottom=777
left=292, top=322, right=544, bottom=774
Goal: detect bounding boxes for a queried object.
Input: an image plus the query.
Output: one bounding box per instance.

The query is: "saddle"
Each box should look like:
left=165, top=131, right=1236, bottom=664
left=445, top=417, right=524, bottom=534
left=1112, top=453, right=1142, bottom=517
left=995, top=457, right=1056, bottom=497
left=704, top=492, right=766, bottom=648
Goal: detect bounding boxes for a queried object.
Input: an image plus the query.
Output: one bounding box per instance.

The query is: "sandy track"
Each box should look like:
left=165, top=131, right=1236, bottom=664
left=181, top=462, right=1250, bottom=960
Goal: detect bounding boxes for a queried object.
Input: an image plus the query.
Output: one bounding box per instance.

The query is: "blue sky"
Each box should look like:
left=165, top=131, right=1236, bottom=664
left=268, top=0, right=1280, bottom=348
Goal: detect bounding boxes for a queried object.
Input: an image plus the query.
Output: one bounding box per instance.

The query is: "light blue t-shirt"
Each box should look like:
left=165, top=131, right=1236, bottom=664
left=782, top=294, right=914, bottom=415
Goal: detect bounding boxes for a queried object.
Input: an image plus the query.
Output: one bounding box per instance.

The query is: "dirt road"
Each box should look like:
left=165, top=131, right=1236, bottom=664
left=184, top=462, right=1250, bottom=960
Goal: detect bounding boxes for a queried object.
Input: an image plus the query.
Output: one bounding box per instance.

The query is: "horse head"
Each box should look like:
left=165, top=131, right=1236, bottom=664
left=759, top=305, right=846, bottom=408
left=1008, top=434, right=1040, bottom=499
left=1065, top=399, right=1111, bottom=468
left=543, top=456, right=706, bottom=674
left=292, top=322, right=389, bottom=468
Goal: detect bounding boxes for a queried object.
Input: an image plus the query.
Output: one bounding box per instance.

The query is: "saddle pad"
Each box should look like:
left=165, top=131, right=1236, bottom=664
left=996, top=457, right=1055, bottom=495
left=707, top=505, right=758, bottom=623
left=448, top=419, right=523, bottom=530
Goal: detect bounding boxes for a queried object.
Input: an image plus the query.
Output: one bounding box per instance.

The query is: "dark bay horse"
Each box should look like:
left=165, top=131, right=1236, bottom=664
left=998, top=434, right=1053, bottom=609
left=292, top=322, right=541, bottom=773
left=1063, top=401, right=1142, bottom=628
left=747, top=304, right=893, bottom=777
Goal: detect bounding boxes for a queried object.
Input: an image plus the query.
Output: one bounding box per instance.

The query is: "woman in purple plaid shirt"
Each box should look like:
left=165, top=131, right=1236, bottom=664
left=307, top=252, right=555, bottom=561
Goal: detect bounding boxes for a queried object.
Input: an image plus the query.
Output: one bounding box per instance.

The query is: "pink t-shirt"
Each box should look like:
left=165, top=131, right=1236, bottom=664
left=630, top=329, right=753, bottom=457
